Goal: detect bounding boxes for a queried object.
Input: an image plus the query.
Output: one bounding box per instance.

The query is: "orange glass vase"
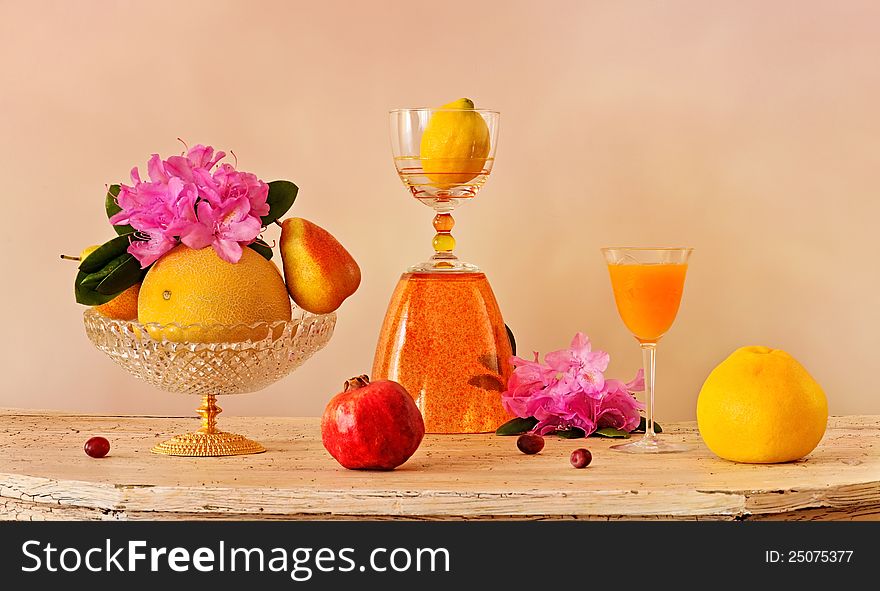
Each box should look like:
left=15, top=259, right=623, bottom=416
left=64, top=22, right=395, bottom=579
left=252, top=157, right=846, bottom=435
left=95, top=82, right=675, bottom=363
left=372, top=272, right=512, bottom=433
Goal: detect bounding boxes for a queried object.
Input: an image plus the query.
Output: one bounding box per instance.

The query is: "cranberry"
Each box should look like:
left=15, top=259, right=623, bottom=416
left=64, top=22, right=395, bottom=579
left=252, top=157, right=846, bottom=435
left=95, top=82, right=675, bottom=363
left=517, top=433, right=544, bottom=455
left=570, top=448, right=592, bottom=468
left=84, top=437, right=110, bottom=458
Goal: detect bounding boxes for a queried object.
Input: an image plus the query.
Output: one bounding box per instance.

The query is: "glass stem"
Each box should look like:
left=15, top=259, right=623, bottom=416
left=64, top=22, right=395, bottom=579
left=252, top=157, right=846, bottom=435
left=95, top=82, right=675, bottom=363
left=640, top=342, right=657, bottom=440
left=431, top=213, right=456, bottom=259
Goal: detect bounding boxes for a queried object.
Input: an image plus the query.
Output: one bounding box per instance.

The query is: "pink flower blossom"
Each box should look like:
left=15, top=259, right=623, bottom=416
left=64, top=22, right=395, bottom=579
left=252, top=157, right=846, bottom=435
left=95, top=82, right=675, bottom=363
left=108, top=144, right=268, bottom=267
left=126, top=231, right=179, bottom=267
left=164, top=145, right=226, bottom=180
left=595, top=370, right=645, bottom=432
left=501, top=332, right=645, bottom=437
left=179, top=196, right=263, bottom=263
left=544, top=332, right=610, bottom=396
left=203, top=164, right=270, bottom=218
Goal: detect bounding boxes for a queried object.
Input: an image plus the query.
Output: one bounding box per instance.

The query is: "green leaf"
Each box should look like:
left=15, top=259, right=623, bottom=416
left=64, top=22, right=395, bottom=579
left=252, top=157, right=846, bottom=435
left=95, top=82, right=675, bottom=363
left=632, top=416, right=662, bottom=434
left=104, top=185, right=134, bottom=236
left=495, top=416, right=538, bottom=436
left=96, top=254, right=142, bottom=295
left=555, top=427, right=586, bottom=439
left=75, top=234, right=147, bottom=305
left=76, top=256, right=146, bottom=305
left=262, top=180, right=298, bottom=226
left=79, top=234, right=135, bottom=273
left=104, top=185, right=121, bottom=218
left=248, top=239, right=273, bottom=261
left=505, top=323, right=516, bottom=356
left=80, top=253, right=130, bottom=290
left=593, top=427, right=630, bottom=438
left=75, top=269, right=118, bottom=305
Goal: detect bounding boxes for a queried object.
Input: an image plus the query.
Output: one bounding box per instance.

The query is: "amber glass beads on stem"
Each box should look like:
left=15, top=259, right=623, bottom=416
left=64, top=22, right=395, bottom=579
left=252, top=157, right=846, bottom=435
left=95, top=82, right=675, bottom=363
left=432, top=213, right=456, bottom=254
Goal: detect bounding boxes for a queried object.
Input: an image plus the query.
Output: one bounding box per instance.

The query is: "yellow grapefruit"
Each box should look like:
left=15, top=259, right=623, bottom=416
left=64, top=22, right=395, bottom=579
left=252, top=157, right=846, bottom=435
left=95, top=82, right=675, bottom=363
left=138, top=245, right=292, bottom=342
left=697, top=346, right=828, bottom=463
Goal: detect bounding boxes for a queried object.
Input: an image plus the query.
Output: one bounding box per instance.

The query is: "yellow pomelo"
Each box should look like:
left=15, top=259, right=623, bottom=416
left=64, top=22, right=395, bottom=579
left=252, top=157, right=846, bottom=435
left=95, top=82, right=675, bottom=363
left=420, top=97, right=490, bottom=187
left=138, top=245, right=292, bottom=343
left=697, top=346, right=827, bottom=463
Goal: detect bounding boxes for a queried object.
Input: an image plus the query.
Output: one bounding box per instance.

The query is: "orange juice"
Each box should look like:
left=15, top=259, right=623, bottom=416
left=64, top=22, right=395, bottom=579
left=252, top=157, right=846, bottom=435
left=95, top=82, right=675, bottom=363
left=607, top=263, right=688, bottom=343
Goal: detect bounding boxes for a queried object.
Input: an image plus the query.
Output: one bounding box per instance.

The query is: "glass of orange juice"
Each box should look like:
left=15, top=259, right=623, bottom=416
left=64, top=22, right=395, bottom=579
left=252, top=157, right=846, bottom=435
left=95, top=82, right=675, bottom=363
left=602, top=247, right=693, bottom=453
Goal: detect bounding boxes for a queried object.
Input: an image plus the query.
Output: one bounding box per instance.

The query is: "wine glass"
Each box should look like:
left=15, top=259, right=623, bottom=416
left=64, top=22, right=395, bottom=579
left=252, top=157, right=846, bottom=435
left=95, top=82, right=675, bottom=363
left=602, top=247, right=693, bottom=453
left=84, top=308, right=336, bottom=456
left=389, top=107, right=500, bottom=273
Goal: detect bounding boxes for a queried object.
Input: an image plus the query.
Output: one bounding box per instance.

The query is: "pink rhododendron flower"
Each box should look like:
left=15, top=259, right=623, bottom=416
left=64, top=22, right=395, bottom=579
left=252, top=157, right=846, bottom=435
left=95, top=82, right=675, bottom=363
left=502, top=353, right=557, bottom=417
left=501, top=332, right=645, bottom=437
left=201, top=164, right=270, bottom=218
left=179, top=196, right=263, bottom=263
left=544, top=332, right=610, bottom=396
left=595, top=370, right=645, bottom=432
left=126, top=231, right=179, bottom=268
left=108, top=144, right=268, bottom=267
left=164, top=145, right=226, bottom=180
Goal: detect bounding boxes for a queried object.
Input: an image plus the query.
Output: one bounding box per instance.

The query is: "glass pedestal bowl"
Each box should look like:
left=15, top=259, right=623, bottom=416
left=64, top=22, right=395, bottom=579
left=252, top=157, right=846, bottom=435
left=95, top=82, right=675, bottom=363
left=83, top=308, right=336, bottom=457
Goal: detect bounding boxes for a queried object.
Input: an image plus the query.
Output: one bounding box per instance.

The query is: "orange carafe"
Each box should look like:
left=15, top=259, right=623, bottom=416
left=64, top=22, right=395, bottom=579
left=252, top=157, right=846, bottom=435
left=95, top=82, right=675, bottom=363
left=372, top=272, right=513, bottom=433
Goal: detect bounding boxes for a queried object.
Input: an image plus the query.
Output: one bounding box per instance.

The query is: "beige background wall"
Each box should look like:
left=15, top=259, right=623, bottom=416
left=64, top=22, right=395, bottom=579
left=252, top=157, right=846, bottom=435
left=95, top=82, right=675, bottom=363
left=1, top=0, right=877, bottom=421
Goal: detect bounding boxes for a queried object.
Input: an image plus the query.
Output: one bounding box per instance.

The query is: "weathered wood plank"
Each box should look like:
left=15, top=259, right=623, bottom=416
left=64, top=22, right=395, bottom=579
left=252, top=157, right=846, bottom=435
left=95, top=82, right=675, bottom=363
left=0, top=410, right=877, bottom=521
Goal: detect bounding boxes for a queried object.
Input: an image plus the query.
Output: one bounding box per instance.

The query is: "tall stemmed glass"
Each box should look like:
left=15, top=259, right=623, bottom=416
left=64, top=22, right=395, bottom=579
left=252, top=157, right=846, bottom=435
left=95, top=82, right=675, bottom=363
left=389, top=108, right=499, bottom=272
left=602, top=247, right=693, bottom=453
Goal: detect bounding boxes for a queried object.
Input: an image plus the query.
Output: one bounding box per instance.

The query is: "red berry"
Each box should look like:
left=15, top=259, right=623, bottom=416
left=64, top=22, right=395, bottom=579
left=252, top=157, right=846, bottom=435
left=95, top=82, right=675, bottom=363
left=570, top=448, right=592, bottom=468
left=84, top=437, right=110, bottom=458
left=517, top=433, right=544, bottom=455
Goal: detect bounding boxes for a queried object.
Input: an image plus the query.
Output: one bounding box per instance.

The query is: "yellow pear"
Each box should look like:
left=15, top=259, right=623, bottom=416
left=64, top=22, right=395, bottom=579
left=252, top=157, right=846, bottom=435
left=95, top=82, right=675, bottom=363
left=279, top=218, right=361, bottom=314
left=61, top=244, right=100, bottom=263
left=80, top=245, right=100, bottom=261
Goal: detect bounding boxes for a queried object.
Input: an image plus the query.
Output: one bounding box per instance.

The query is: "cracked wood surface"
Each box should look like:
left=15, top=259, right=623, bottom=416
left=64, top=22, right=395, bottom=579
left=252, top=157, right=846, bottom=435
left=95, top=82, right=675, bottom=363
left=0, top=410, right=877, bottom=521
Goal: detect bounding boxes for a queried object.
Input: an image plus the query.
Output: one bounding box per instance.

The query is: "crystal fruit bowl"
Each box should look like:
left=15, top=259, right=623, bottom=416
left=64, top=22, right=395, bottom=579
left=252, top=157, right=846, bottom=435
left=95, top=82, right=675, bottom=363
left=83, top=307, right=336, bottom=457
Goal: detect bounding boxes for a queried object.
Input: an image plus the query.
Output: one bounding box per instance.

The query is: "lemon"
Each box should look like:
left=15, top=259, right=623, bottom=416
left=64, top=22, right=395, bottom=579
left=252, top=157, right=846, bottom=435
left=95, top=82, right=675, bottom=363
left=420, top=97, right=491, bottom=187
left=697, top=346, right=828, bottom=463
left=138, top=245, right=292, bottom=343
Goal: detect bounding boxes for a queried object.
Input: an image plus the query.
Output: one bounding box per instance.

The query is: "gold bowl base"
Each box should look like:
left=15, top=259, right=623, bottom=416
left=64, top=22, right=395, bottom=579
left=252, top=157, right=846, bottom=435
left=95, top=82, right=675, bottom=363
left=150, top=394, right=265, bottom=456
left=151, top=431, right=266, bottom=457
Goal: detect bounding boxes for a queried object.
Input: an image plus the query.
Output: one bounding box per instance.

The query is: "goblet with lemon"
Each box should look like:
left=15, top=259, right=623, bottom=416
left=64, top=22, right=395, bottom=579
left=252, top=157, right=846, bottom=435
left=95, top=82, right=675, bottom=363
left=374, top=99, right=513, bottom=434
left=390, top=98, right=497, bottom=273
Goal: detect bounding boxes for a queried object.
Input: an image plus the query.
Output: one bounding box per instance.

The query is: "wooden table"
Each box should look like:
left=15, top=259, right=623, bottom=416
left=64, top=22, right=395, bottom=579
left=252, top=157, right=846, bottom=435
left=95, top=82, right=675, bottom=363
left=0, top=410, right=877, bottom=521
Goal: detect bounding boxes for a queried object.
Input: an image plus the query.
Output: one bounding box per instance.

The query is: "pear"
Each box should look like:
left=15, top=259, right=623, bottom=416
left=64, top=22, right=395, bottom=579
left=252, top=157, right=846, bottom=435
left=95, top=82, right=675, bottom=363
left=60, top=244, right=99, bottom=263
left=80, top=245, right=100, bottom=261
left=279, top=218, right=361, bottom=314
